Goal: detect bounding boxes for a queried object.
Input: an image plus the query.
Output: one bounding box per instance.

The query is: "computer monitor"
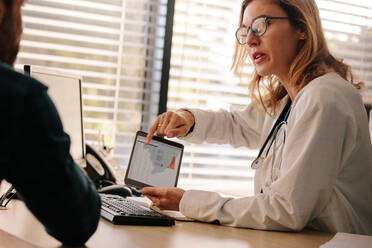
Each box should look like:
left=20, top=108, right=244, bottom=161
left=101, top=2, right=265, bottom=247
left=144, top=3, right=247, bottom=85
left=24, top=65, right=86, bottom=166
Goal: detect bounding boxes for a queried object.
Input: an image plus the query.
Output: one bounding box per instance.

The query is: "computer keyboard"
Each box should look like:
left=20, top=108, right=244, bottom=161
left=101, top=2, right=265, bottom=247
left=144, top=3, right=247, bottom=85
left=100, top=194, right=175, bottom=226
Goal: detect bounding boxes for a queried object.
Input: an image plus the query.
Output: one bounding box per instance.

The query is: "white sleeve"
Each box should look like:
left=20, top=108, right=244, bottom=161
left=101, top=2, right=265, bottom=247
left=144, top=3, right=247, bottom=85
left=179, top=104, right=266, bottom=149
left=179, top=87, right=354, bottom=231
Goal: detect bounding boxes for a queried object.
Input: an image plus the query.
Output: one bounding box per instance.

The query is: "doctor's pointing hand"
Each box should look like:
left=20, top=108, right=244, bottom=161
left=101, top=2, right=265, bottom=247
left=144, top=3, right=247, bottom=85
left=145, top=110, right=195, bottom=144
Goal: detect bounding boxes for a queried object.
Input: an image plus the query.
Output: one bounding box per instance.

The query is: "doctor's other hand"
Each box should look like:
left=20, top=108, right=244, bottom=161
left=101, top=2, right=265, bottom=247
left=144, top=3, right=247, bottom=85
left=145, top=110, right=195, bottom=144
left=141, top=187, right=185, bottom=211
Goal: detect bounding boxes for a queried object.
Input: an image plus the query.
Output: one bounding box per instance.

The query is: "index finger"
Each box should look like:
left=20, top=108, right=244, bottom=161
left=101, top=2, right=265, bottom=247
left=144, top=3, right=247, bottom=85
left=145, top=119, right=159, bottom=144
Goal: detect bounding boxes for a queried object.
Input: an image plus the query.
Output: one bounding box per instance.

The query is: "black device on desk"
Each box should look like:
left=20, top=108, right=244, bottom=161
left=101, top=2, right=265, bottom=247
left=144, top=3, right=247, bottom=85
left=98, top=184, right=132, bottom=198
left=124, top=131, right=183, bottom=188
left=85, top=144, right=126, bottom=189
left=100, top=194, right=175, bottom=226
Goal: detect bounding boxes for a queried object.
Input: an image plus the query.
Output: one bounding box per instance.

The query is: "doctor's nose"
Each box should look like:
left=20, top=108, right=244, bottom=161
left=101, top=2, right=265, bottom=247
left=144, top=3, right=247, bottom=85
left=246, top=31, right=260, bottom=48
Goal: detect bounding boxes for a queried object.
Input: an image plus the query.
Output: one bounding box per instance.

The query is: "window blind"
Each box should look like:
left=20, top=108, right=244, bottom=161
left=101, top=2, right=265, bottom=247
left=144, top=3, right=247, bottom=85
left=167, top=0, right=256, bottom=194
left=316, top=0, right=372, bottom=97
left=15, top=0, right=169, bottom=168
left=168, top=0, right=372, bottom=195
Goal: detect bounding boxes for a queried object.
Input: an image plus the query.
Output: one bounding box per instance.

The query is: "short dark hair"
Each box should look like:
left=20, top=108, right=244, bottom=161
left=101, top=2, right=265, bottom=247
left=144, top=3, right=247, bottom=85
left=3, top=0, right=12, bottom=7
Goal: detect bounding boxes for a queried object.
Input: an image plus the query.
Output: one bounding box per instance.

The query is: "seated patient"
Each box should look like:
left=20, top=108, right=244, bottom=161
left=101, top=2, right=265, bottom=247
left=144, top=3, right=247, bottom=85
left=0, top=0, right=100, bottom=245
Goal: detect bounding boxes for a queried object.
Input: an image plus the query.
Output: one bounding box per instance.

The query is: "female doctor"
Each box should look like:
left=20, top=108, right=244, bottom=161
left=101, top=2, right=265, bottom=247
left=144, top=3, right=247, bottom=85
left=142, top=0, right=372, bottom=235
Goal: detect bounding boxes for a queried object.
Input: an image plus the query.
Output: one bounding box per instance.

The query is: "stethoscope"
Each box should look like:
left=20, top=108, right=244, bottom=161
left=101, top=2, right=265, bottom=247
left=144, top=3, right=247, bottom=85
left=251, top=99, right=292, bottom=170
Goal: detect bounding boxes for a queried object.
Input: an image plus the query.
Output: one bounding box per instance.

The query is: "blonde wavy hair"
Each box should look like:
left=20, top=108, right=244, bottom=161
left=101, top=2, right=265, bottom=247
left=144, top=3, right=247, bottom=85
left=231, top=0, right=362, bottom=115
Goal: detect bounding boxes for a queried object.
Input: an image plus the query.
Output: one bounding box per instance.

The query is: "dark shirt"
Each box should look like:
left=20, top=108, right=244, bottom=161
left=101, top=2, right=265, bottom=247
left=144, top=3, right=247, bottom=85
left=0, top=63, right=101, bottom=246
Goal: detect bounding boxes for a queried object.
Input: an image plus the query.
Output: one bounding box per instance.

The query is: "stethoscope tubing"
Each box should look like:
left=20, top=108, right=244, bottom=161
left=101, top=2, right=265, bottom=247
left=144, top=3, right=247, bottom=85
left=251, top=99, right=292, bottom=170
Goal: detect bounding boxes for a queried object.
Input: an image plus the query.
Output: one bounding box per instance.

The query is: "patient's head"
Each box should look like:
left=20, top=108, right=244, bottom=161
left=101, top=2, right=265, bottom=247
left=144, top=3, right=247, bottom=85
left=0, top=0, right=24, bottom=66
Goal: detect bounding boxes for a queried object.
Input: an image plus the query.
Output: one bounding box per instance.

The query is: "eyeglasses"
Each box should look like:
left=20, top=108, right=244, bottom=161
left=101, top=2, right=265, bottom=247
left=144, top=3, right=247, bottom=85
left=236, top=16, right=289, bottom=45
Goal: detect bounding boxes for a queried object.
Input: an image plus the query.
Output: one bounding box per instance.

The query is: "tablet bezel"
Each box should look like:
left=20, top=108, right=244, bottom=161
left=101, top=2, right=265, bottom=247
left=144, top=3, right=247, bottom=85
left=124, top=131, right=184, bottom=189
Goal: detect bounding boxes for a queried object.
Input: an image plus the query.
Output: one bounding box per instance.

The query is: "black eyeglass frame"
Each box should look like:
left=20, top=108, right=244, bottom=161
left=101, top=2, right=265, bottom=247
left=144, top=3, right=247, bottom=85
left=235, top=16, right=289, bottom=45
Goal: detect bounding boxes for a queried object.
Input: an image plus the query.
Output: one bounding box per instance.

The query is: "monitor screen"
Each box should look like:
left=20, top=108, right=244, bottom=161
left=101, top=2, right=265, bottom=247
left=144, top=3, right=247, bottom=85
left=125, top=131, right=183, bottom=188
left=24, top=65, right=85, bottom=165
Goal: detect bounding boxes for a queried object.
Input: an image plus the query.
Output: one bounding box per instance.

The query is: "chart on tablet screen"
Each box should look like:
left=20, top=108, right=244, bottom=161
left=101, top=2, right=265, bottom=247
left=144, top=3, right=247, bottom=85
left=128, top=136, right=181, bottom=187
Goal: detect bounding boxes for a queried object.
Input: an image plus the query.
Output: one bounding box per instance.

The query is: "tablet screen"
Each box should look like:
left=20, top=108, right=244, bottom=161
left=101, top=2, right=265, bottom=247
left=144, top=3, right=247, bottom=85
left=125, top=131, right=183, bottom=188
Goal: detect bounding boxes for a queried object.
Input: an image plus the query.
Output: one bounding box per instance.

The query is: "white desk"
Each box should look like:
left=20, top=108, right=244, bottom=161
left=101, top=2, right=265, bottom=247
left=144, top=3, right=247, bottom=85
left=0, top=200, right=333, bottom=248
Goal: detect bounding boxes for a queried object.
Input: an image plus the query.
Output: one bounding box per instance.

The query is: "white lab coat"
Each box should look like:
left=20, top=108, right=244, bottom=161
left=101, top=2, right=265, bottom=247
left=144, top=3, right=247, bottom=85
left=178, top=72, right=372, bottom=235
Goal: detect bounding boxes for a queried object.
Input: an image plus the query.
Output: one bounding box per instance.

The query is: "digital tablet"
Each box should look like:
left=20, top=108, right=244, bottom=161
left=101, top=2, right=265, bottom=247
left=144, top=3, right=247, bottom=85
left=124, top=131, right=184, bottom=188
